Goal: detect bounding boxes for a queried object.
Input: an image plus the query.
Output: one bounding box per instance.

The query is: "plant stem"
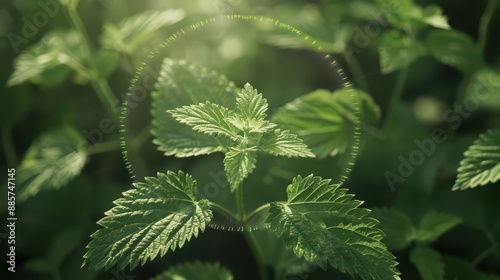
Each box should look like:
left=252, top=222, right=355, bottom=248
left=1, top=124, right=18, bottom=167
left=90, top=140, right=121, bottom=155
left=455, top=0, right=497, bottom=106
left=57, top=54, right=92, bottom=79
left=234, top=186, right=268, bottom=279
left=210, top=202, right=240, bottom=223
left=455, top=76, right=472, bottom=105
left=65, top=4, right=119, bottom=124
left=244, top=231, right=269, bottom=280
left=472, top=230, right=497, bottom=267
left=125, top=53, right=140, bottom=72
left=449, top=0, right=496, bottom=137
left=383, top=67, right=409, bottom=131
left=471, top=247, right=495, bottom=267
left=478, top=0, right=498, bottom=53
left=342, top=52, right=370, bottom=93
left=130, top=124, right=152, bottom=149
left=444, top=76, right=471, bottom=139
left=244, top=203, right=271, bottom=224
left=235, top=184, right=246, bottom=220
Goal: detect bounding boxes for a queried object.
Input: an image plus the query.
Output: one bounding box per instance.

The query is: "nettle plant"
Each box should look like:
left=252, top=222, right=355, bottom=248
left=7, top=0, right=500, bottom=279
left=83, top=59, right=400, bottom=279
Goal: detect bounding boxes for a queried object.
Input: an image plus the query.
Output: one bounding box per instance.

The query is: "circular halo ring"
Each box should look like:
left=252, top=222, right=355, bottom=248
left=120, top=14, right=362, bottom=232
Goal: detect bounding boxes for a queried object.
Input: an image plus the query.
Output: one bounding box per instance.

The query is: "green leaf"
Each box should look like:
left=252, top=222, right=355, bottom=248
left=151, top=59, right=238, bottom=157
left=156, top=61, right=315, bottom=192
left=17, top=126, right=88, bottom=201
left=376, top=1, right=450, bottom=30
left=73, top=49, right=121, bottom=85
left=161, top=61, right=314, bottom=189
left=168, top=102, right=239, bottom=140
left=151, top=261, right=233, bottom=280
left=466, top=69, right=500, bottom=111
left=378, top=30, right=426, bottom=74
left=371, top=208, right=415, bottom=250
left=415, top=211, right=462, bottom=243
left=83, top=171, right=212, bottom=270
left=236, top=83, right=268, bottom=122
left=101, top=9, right=185, bottom=53
left=426, top=29, right=484, bottom=74
left=223, top=146, right=257, bottom=190
left=410, top=246, right=445, bottom=280
left=96, top=49, right=121, bottom=78
left=230, top=83, right=277, bottom=133
left=58, top=0, right=79, bottom=9
left=8, top=30, right=87, bottom=86
left=266, top=175, right=400, bottom=280
left=371, top=210, right=461, bottom=247
left=251, top=229, right=312, bottom=277
left=259, top=129, right=314, bottom=158
left=418, top=6, right=450, bottom=29
left=39, top=64, right=72, bottom=88
left=376, top=0, right=415, bottom=27
left=272, top=89, right=380, bottom=159
left=453, top=129, right=500, bottom=190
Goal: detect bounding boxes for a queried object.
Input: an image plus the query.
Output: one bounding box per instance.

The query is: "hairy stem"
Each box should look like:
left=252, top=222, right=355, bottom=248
left=235, top=183, right=246, bottom=220
left=65, top=4, right=119, bottom=124
left=383, top=67, right=409, bottom=131
left=90, top=140, right=121, bottom=155
left=235, top=186, right=267, bottom=279
left=244, top=203, right=271, bottom=224
left=478, top=0, right=498, bottom=53
left=210, top=202, right=240, bottom=223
